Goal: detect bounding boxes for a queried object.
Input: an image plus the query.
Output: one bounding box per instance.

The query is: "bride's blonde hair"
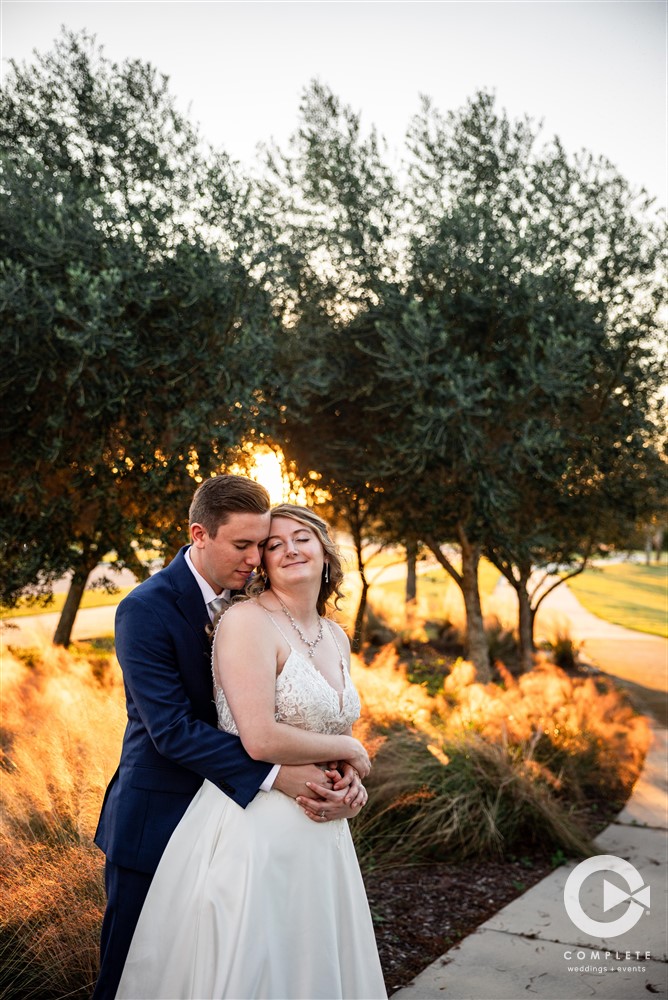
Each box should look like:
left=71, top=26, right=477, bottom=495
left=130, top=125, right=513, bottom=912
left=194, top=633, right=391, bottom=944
left=247, top=504, right=345, bottom=616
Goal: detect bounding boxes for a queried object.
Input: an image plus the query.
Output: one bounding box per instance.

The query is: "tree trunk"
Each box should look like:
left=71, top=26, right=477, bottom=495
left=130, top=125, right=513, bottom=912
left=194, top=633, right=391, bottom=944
left=425, top=529, right=491, bottom=682
left=458, top=530, right=491, bottom=682
left=644, top=529, right=652, bottom=566
left=350, top=517, right=368, bottom=654
left=654, top=528, right=664, bottom=563
left=516, top=573, right=534, bottom=672
left=53, top=561, right=95, bottom=647
left=405, top=537, right=417, bottom=603
left=484, top=550, right=533, bottom=673
left=351, top=574, right=369, bottom=654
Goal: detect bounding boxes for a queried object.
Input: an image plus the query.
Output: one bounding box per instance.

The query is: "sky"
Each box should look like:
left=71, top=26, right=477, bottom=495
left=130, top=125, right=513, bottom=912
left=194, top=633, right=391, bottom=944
left=1, top=0, right=666, bottom=207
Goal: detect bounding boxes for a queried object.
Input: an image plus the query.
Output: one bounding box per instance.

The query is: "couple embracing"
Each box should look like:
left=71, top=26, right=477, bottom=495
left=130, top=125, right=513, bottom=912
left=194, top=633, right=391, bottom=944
left=93, top=474, right=386, bottom=999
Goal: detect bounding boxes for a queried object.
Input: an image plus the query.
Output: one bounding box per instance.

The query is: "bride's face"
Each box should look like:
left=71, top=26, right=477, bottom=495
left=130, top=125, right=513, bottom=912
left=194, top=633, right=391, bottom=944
left=262, top=516, right=326, bottom=590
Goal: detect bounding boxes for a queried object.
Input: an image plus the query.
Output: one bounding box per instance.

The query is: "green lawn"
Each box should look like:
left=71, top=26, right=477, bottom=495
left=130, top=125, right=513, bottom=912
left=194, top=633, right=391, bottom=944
left=0, top=548, right=162, bottom=620
left=1, top=585, right=137, bottom=619
left=567, top=561, right=667, bottom=638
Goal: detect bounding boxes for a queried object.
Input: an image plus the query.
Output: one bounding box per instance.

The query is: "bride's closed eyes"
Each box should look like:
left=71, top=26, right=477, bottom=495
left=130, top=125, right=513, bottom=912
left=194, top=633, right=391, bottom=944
left=266, top=536, right=311, bottom=551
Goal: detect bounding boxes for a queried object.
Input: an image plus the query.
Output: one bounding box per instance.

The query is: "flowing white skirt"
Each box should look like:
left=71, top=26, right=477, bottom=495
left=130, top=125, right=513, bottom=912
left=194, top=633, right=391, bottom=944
left=116, top=781, right=387, bottom=999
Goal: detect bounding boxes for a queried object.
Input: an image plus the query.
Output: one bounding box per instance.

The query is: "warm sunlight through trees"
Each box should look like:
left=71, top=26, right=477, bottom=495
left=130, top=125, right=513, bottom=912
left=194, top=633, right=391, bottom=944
left=233, top=447, right=288, bottom=505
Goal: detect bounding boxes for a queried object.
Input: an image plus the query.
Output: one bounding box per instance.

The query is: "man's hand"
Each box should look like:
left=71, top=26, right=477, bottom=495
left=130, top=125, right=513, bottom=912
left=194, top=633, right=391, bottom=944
left=272, top=763, right=333, bottom=802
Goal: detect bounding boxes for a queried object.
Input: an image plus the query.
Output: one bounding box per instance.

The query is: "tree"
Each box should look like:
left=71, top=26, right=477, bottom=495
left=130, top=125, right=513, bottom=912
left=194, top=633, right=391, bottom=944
left=357, top=93, right=664, bottom=674
left=262, top=86, right=665, bottom=680
left=257, top=82, right=405, bottom=649
left=0, top=31, right=276, bottom=642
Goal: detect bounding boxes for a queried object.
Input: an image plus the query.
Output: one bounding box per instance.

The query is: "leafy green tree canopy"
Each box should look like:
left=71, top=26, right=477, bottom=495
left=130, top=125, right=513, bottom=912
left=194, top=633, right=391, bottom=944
left=0, top=31, right=276, bottom=641
left=261, top=85, right=665, bottom=676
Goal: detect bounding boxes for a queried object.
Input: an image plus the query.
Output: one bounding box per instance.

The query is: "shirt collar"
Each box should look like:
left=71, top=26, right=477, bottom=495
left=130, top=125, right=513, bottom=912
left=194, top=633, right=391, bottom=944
left=184, top=544, right=221, bottom=607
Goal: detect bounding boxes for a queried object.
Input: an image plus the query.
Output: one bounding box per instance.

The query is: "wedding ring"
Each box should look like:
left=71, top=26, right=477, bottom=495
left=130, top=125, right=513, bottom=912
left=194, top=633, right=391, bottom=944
left=320, top=810, right=326, bottom=819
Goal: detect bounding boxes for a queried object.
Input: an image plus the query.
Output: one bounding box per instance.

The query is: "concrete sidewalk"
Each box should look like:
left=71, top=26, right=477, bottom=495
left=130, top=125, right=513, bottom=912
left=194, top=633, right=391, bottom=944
left=392, top=725, right=668, bottom=999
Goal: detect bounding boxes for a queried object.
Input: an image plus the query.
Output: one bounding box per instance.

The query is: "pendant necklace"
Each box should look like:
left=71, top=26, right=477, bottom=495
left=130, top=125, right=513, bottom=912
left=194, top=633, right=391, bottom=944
left=278, top=599, right=324, bottom=658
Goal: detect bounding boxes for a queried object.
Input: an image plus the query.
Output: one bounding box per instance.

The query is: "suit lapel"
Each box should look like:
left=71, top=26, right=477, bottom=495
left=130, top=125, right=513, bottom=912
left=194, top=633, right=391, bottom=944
left=165, top=547, right=211, bottom=652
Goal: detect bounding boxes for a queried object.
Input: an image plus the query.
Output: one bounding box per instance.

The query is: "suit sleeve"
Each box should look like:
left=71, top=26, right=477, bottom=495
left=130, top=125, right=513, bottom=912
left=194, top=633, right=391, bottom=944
left=115, top=593, right=272, bottom=806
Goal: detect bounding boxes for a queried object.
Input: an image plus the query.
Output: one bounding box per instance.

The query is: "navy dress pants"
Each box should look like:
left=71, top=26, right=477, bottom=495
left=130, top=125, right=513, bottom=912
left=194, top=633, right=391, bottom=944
left=91, top=862, right=153, bottom=999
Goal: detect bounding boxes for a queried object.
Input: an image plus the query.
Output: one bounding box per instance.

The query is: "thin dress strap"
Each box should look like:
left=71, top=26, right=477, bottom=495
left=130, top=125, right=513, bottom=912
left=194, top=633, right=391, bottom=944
left=256, top=604, right=297, bottom=650
left=325, top=619, right=348, bottom=670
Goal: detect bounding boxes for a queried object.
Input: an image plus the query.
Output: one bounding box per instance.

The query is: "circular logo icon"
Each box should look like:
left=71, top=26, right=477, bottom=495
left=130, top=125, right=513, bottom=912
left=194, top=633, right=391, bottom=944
left=564, top=854, right=650, bottom=938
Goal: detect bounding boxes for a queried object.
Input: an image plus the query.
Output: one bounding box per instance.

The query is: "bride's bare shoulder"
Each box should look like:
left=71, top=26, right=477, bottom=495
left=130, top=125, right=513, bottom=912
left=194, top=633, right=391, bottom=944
left=218, top=599, right=277, bottom=637
left=221, top=599, right=267, bottom=626
left=214, top=600, right=275, bottom=654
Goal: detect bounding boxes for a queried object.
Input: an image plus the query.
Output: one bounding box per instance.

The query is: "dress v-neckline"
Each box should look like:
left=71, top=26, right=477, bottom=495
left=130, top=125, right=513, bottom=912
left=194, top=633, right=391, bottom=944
left=256, top=602, right=349, bottom=712
left=280, top=645, right=348, bottom=713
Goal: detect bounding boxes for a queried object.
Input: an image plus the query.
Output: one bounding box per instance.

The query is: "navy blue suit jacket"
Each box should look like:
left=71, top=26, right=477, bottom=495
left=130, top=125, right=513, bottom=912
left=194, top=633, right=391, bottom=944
left=94, top=546, right=272, bottom=874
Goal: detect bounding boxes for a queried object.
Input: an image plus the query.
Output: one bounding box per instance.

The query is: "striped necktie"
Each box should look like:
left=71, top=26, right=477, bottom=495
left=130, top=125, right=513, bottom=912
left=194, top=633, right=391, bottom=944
left=208, top=592, right=230, bottom=620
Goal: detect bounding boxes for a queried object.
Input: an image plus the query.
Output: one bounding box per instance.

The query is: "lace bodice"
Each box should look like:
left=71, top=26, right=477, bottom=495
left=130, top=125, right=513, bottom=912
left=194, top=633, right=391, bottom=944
left=212, top=612, right=361, bottom=737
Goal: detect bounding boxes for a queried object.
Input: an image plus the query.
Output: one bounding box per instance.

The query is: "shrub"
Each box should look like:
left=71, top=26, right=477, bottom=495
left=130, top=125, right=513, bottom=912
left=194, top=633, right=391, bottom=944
left=0, top=637, right=651, bottom=998
left=353, top=727, right=592, bottom=866
left=541, top=626, right=582, bottom=670
left=352, top=646, right=651, bottom=866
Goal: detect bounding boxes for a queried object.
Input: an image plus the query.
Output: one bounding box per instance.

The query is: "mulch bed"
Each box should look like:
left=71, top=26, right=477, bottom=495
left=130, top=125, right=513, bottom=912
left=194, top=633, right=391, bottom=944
left=365, top=856, right=555, bottom=995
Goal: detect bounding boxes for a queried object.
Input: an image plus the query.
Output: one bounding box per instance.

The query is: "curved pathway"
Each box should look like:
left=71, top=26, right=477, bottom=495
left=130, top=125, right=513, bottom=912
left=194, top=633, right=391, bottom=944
left=489, top=575, right=667, bottom=724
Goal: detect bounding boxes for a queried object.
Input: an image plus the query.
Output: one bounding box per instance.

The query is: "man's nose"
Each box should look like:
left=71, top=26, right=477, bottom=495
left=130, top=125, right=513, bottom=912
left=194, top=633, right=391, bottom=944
left=245, top=547, right=261, bottom=565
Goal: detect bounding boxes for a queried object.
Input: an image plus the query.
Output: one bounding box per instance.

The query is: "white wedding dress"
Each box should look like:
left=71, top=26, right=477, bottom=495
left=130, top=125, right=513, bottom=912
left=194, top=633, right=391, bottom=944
left=116, top=614, right=387, bottom=1000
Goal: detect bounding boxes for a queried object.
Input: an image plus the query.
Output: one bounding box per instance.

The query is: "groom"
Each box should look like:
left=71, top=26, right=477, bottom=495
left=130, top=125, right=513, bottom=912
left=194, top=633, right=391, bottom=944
left=92, top=475, right=360, bottom=998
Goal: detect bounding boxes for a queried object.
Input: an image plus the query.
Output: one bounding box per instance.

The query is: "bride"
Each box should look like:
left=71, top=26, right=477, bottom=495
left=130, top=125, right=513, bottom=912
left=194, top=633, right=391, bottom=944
left=115, top=503, right=387, bottom=999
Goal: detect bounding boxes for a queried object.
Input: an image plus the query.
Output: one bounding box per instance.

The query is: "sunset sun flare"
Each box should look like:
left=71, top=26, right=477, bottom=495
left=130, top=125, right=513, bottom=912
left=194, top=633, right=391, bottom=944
left=247, top=447, right=288, bottom=505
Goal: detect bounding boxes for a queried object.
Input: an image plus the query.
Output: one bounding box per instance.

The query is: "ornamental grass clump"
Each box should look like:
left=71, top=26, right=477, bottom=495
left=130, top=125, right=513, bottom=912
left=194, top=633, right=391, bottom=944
left=353, top=727, right=592, bottom=866
left=351, top=645, right=650, bottom=867
left=0, top=640, right=125, bottom=999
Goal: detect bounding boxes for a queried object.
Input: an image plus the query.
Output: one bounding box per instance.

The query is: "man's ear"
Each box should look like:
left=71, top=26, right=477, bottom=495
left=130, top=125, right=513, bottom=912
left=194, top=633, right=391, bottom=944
left=190, top=523, right=208, bottom=547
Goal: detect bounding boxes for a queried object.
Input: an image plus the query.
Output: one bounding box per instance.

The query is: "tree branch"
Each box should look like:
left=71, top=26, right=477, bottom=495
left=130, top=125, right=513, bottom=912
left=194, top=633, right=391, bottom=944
left=425, top=535, right=463, bottom=588
left=531, top=556, right=590, bottom=614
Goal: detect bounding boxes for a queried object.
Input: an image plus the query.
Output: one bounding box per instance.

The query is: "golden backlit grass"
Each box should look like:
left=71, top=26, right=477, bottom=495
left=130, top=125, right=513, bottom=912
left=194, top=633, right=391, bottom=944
left=0, top=639, right=125, bottom=998
left=0, top=629, right=651, bottom=997
left=350, top=648, right=651, bottom=866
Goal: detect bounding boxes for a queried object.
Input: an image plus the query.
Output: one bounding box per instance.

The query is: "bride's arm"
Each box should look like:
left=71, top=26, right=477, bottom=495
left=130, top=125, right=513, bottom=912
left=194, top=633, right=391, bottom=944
left=214, top=604, right=370, bottom=778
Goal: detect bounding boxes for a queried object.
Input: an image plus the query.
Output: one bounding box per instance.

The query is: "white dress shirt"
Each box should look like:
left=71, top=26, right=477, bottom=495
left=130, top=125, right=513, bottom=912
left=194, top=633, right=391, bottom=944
left=184, top=546, right=278, bottom=791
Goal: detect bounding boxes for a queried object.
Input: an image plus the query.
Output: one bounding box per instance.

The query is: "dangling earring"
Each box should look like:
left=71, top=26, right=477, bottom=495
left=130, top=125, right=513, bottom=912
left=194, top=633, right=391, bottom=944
left=324, top=563, right=330, bottom=584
